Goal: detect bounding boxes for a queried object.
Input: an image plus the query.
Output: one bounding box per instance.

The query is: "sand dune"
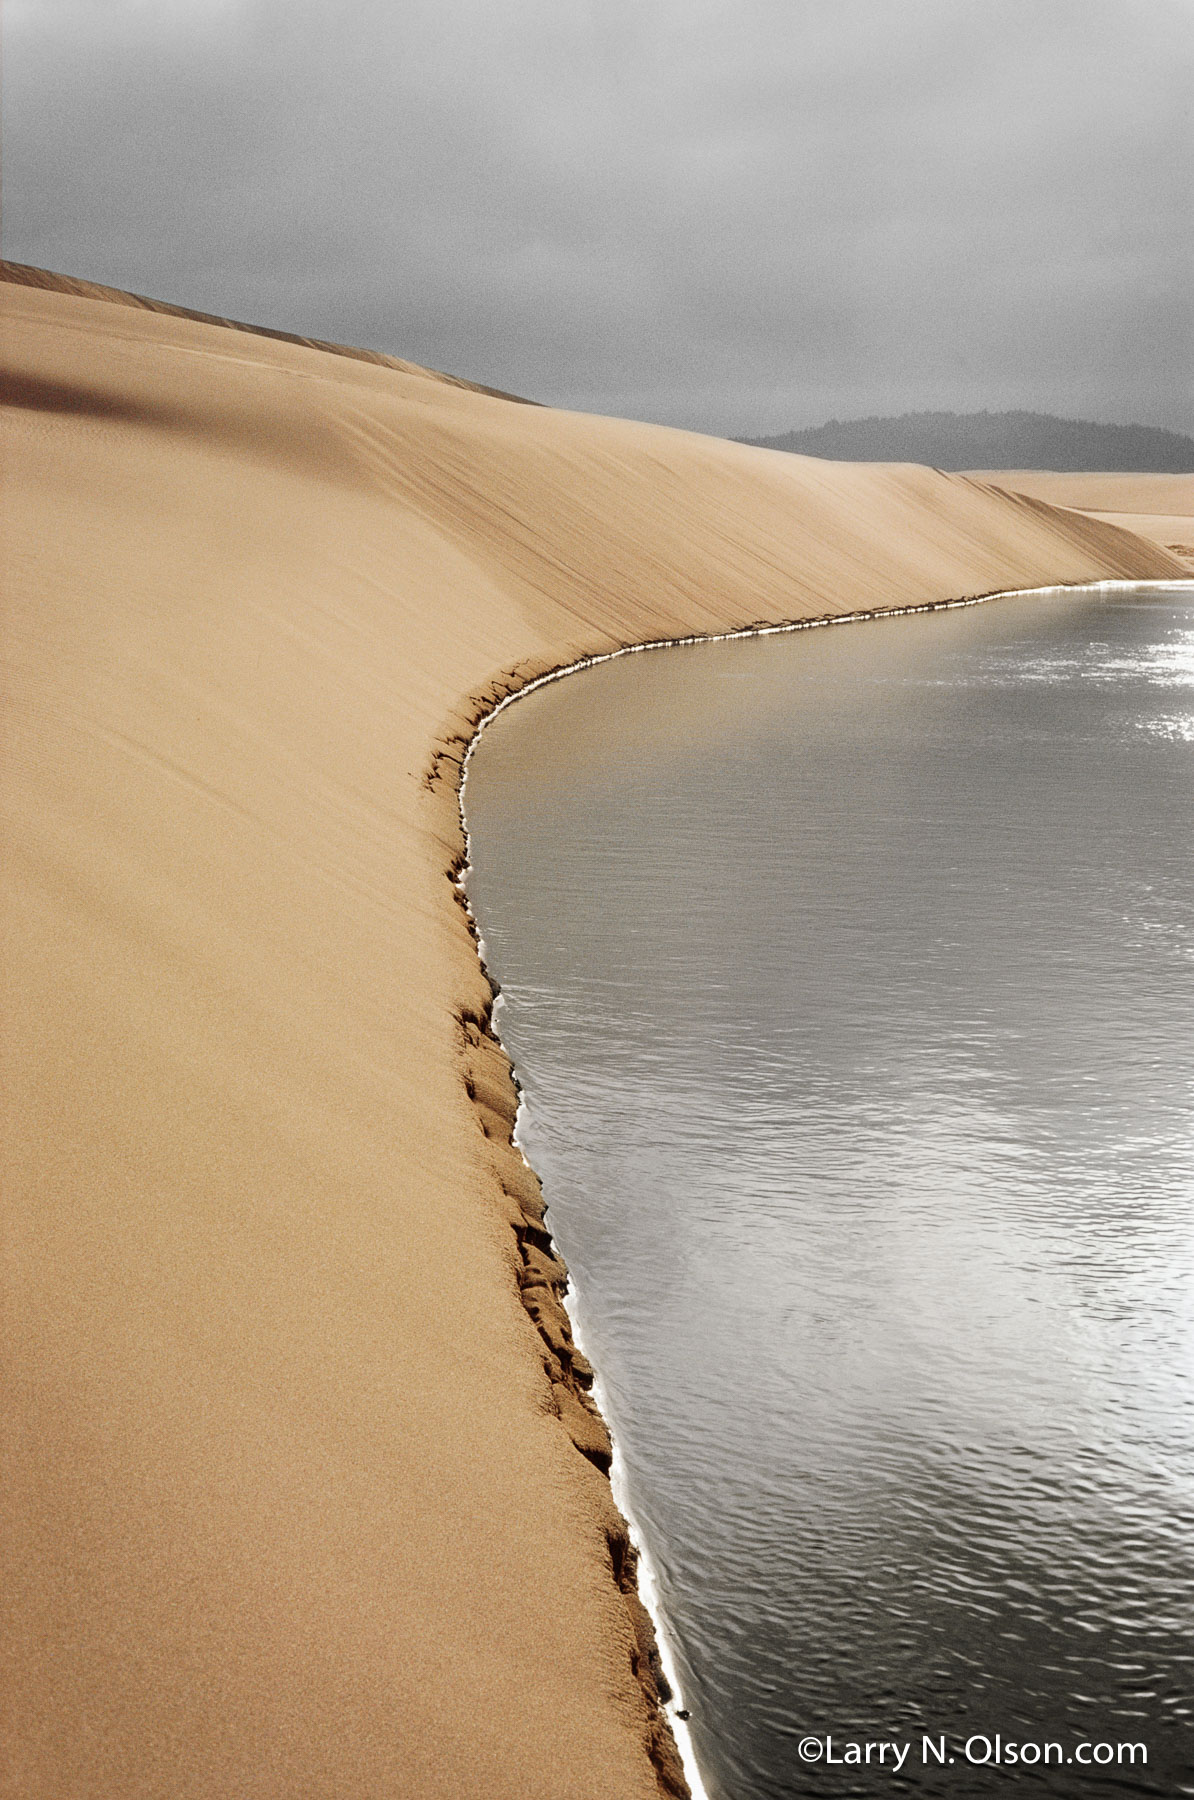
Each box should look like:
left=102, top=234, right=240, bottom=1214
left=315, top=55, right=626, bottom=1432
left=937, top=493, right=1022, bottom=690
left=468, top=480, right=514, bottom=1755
left=966, top=469, right=1194, bottom=514
left=1, top=266, right=1184, bottom=1800
left=968, top=470, right=1194, bottom=571
left=1077, top=515, right=1194, bottom=570
left=0, top=257, right=536, bottom=406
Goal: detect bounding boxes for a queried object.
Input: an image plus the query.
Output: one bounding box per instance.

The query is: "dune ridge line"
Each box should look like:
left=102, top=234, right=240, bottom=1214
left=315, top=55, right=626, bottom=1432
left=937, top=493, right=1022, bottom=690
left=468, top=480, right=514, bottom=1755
left=1, top=264, right=1188, bottom=1799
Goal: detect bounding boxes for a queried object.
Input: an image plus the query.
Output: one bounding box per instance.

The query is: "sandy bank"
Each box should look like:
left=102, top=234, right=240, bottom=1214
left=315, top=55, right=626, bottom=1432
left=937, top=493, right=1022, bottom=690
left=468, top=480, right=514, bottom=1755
left=1, top=264, right=1185, bottom=1800
left=968, top=470, right=1194, bottom=571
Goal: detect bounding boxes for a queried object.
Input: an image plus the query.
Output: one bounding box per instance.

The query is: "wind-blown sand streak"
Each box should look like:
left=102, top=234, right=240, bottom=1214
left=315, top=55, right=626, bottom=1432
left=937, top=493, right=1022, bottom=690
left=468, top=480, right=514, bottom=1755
left=1, top=265, right=1184, bottom=1799
left=967, top=470, right=1194, bottom=570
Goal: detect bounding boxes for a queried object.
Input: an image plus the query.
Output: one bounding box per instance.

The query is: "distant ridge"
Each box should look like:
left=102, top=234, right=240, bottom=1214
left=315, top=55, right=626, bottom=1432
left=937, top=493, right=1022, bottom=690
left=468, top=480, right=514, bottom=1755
left=0, top=259, right=539, bottom=406
left=738, top=410, right=1194, bottom=473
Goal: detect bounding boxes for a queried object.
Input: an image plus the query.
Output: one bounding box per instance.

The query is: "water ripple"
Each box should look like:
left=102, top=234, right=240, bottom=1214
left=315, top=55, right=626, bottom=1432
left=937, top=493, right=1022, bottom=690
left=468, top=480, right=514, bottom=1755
left=467, top=589, right=1194, bottom=1799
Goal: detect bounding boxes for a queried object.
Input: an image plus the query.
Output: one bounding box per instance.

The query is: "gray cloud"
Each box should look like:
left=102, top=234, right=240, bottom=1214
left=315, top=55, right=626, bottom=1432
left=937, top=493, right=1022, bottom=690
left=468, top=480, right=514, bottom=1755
left=4, top=0, right=1191, bottom=434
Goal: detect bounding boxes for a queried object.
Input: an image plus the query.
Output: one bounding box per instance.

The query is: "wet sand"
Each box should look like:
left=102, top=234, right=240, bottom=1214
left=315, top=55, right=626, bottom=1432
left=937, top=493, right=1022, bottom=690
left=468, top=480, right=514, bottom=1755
left=463, top=586, right=1194, bottom=1798
left=1, top=261, right=1185, bottom=1798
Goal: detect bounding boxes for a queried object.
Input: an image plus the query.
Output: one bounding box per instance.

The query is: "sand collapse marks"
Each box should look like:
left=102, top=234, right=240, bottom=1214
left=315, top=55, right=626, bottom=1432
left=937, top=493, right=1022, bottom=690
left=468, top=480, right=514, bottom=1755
left=449, top=855, right=689, bottom=1799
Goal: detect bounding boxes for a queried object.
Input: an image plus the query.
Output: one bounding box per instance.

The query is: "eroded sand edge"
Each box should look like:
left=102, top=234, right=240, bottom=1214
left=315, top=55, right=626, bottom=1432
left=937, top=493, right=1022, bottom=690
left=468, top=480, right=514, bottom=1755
left=1, top=266, right=1187, bottom=1799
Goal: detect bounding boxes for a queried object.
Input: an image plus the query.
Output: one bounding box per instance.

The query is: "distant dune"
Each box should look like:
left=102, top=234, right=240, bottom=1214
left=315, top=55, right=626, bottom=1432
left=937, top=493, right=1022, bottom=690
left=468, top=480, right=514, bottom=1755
left=740, top=409, right=1194, bottom=473
left=971, top=469, right=1194, bottom=572
left=1, top=264, right=1187, bottom=1800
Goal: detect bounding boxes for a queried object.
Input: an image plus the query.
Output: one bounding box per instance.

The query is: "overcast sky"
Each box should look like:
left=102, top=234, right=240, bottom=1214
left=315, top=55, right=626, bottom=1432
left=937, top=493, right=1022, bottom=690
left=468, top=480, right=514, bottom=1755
left=4, top=0, right=1192, bottom=435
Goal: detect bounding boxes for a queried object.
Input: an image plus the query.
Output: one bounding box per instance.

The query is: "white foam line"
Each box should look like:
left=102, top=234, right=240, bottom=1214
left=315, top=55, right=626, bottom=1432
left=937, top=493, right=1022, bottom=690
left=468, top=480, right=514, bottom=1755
left=551, top=1260, right=715, bottom=1800
left=454, top=576, right=1191, bottom=1800
left=458, top=578, right=1192, bottom=759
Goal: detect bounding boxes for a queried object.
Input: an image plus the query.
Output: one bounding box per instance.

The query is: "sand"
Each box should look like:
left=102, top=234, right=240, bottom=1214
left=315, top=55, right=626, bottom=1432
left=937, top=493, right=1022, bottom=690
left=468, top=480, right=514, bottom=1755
left=1, top=264, right=1185, bottom=1800
left=968, top=470, right=1194, bottom=571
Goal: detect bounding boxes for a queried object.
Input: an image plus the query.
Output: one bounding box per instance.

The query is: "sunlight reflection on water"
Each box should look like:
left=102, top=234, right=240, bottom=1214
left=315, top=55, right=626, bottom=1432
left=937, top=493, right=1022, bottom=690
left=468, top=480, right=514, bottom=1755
left=466, top=588, right=1194, bottom=1799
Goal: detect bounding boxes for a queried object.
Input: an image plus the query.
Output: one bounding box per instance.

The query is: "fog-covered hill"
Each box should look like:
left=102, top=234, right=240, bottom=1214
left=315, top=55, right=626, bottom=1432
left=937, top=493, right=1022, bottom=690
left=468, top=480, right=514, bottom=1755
left=739, top=411, right=1194, bottom=472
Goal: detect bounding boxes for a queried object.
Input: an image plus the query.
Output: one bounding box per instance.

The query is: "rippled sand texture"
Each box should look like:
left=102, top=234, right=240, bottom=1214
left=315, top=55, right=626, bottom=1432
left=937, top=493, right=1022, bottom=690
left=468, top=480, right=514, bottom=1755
left=969, top=472, right=1194, bottom=573
left=0, top=262, right=1185, bottom=1799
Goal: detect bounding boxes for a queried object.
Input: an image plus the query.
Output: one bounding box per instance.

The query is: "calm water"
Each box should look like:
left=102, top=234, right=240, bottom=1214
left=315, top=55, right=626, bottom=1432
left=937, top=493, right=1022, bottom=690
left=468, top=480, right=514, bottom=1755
left=464, top=588, right=1194, bottom=1800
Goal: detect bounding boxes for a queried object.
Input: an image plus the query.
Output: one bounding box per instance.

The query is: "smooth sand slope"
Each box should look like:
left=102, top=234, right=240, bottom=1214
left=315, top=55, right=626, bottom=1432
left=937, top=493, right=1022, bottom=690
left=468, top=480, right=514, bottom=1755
left=969, top=470, right=1194, bottom=571
left=1, top=266, right=1184, bottom=1800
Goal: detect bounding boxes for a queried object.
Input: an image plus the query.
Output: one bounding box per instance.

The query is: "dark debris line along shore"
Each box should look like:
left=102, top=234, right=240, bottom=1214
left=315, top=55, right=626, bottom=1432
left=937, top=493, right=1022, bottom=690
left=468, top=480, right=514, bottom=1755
left=447, top=819, right=689, bottom=1799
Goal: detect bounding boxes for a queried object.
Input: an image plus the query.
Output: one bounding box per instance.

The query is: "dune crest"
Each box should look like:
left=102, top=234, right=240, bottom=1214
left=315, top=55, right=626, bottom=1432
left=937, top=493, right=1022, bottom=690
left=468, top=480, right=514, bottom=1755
left=965, top=469, right=1194, bottom=571
left=1, top=267, right=1185, bottom=1799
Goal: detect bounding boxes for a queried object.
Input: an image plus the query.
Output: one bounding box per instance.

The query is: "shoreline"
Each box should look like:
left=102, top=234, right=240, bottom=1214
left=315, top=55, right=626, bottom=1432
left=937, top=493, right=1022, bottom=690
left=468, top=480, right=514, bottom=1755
left=453, top=575, right=1194, bottom=1800
left=4, top=266, right=1190, bottom=1797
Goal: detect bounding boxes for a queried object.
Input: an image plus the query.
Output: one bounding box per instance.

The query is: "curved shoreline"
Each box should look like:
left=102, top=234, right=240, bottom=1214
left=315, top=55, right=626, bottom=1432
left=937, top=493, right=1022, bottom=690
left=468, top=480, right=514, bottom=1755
left=453, top=576, right=1194, bottom=1800
left=4, top=267, right=1190, bottom=1797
